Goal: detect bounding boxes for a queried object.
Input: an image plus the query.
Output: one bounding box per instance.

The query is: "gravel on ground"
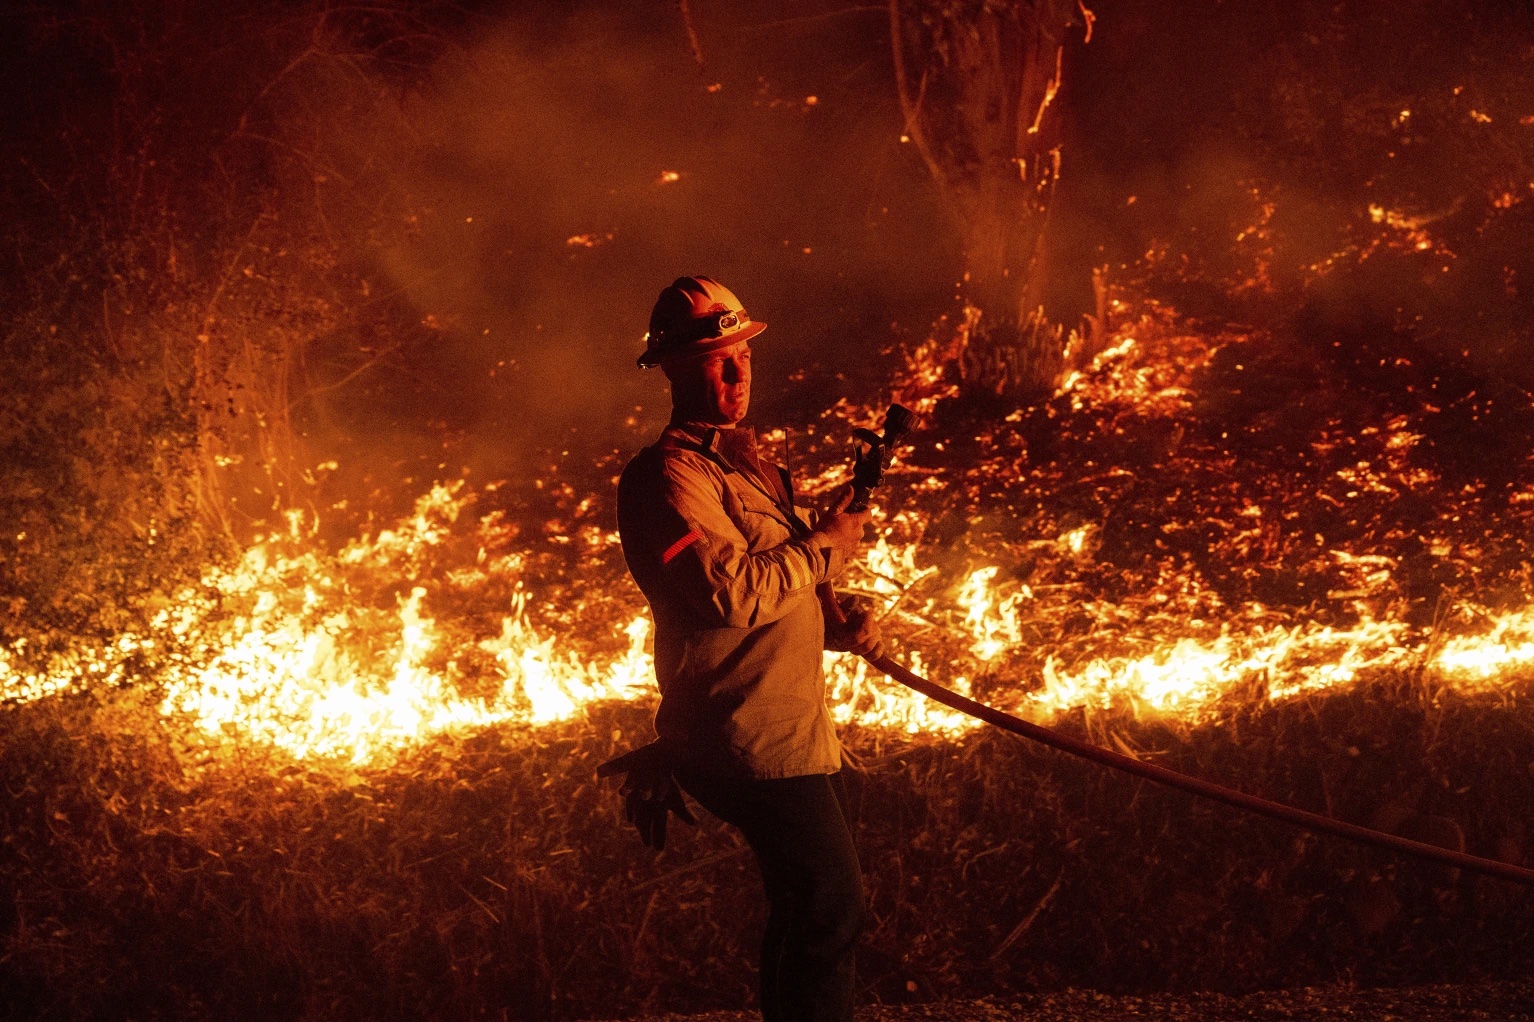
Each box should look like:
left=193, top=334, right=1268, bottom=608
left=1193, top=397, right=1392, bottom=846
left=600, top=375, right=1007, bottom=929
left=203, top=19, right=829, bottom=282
left=607, top=981, right=1534, bottom=1022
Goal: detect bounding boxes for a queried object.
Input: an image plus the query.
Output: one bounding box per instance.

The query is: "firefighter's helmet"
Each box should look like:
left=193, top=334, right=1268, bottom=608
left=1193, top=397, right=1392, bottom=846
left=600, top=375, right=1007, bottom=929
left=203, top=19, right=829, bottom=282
left=637, top=275, right=766, bottom=369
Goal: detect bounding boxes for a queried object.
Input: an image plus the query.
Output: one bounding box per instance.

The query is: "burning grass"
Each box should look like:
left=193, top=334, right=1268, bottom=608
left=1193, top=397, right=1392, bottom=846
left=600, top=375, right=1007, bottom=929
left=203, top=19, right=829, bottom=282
left=9, top=298, right=1534, bottom=760
left=5, top=292, right=1534, bottom=1017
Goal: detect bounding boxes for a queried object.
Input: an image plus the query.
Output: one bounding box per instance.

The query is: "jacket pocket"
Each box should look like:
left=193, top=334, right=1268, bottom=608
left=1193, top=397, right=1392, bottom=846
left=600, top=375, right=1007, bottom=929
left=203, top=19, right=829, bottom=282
left=735, top=505, right=794, bottom=551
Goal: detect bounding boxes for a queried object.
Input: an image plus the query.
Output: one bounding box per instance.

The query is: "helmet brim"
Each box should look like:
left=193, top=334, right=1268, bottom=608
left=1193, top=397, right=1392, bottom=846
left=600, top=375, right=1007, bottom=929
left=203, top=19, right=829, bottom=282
left=637, top=320, right=767, bottom=368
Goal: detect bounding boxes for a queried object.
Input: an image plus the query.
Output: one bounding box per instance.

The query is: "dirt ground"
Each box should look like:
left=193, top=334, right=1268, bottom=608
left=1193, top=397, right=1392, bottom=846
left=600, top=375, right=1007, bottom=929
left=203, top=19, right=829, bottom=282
left=617, top=981, right=1534, bottom=1022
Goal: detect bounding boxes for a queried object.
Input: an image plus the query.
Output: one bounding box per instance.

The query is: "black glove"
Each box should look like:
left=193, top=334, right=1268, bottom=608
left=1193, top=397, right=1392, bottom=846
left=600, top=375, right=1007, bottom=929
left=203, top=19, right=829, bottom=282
left=597, top=739, right=696, bottom=850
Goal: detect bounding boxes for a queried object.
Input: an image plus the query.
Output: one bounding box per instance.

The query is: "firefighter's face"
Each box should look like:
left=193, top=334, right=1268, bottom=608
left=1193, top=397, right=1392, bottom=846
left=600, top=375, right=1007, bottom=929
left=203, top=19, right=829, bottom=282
left=665, top=340, right=751, bottom=426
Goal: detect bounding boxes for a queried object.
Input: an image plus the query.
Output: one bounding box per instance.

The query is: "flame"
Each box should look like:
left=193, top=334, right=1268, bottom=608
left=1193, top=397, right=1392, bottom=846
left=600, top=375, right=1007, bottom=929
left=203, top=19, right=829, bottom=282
left=481, top=596, right=652, bottom=726
left=827, top=648, right=975, bottom=736
left=151, top=495, right=658, bottom=763
left=956, top=567, right=1028, bottom=662
left=1030, top=612, right=1414, bottom=718
left=8, top=299, right=1534, bottom=767
left=160, top=584, right=511, bottom=763
left=3, top=484, right=656, bottom=766
left=1435, top=608, right=1534, bottom=687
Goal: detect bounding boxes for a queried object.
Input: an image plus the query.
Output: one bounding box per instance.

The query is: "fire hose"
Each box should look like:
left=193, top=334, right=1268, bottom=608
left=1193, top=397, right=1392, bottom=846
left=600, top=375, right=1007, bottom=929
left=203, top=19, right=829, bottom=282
left=818, top=404, right=1534, bottom=887
left=839, top=633, right=1534, bottom=887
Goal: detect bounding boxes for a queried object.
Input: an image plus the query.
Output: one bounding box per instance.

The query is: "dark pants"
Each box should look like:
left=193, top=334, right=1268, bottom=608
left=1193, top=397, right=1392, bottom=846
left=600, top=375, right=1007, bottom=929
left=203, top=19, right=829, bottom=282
left=677, top=768, right=865, bottom=1022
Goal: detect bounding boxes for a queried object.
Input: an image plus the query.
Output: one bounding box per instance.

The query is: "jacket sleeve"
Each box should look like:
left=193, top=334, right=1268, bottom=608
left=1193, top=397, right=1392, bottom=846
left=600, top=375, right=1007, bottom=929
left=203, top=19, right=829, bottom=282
left=657, top=456, right=845, bottom=629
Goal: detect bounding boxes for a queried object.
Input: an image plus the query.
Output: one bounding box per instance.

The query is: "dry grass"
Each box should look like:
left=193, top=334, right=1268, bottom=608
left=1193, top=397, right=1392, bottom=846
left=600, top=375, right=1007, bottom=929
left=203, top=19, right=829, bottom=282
left=3, top=672, right=1530, bottom=1021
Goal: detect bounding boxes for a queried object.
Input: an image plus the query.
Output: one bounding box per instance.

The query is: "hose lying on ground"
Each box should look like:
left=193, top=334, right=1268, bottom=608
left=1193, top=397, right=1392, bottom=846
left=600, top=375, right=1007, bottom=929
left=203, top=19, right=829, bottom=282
left=825, top=403, right=1532, bottom=885
left=859, top=648, right=1534, bottom=887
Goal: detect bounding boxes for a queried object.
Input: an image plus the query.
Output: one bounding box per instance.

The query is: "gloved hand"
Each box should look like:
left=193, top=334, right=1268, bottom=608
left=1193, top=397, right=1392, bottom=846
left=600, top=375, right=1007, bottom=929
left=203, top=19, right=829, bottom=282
left=824, top=596, right=885, bottom=660
left=810, top=487, right=873, bottom=557
left=596, top=739, right=696, bottom=850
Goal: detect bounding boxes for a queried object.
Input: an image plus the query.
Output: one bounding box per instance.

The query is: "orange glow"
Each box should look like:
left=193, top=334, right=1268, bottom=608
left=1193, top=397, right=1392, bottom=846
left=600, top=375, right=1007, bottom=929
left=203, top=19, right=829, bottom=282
left=6, top=306, right=1534, bottom=767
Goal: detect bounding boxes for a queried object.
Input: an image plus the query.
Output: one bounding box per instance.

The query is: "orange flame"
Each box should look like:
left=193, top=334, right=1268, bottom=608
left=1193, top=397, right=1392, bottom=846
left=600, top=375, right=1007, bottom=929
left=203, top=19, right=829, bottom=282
left=7, top=306, right=1534, bottom=766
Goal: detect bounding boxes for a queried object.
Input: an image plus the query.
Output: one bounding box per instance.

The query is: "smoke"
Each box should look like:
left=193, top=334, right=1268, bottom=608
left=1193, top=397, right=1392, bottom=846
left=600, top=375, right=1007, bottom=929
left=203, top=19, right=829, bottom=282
left=10, top=0, right=1526, bottom=522
left=273, top=2, right=953, bottom=485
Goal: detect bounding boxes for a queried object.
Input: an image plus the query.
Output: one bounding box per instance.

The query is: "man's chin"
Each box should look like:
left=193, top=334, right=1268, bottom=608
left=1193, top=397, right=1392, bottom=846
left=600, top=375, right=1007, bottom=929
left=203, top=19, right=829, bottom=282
left=714, top=400, right=748, bottom=425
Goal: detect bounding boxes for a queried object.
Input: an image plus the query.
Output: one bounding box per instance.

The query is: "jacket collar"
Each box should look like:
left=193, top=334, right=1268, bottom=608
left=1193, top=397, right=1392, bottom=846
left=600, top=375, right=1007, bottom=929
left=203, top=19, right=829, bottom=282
left=663, top=417, right=726, bottom=453
left=662, top=419, right=800, bottom=525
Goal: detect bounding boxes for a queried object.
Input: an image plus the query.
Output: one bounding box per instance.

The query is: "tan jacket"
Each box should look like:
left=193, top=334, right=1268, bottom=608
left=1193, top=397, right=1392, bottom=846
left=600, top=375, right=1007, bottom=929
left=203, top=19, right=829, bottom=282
left=617, top=420, right=846, bottom=779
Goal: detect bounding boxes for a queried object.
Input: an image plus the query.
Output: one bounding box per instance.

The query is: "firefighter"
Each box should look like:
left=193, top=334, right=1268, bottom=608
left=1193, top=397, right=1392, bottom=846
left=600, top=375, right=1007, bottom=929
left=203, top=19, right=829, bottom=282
left=602, top=275, right=881, bottom=1021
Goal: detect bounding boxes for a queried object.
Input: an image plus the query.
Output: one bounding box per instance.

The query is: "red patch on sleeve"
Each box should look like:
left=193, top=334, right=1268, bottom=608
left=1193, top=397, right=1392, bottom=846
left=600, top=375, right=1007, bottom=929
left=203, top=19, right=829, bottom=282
left=661, top=529, right=702, bottom=566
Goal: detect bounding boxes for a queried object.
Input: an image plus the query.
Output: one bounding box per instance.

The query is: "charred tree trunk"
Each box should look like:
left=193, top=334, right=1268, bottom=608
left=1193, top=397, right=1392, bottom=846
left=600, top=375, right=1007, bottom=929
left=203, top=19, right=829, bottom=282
left=891, top=0, right=1093, bottom=400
